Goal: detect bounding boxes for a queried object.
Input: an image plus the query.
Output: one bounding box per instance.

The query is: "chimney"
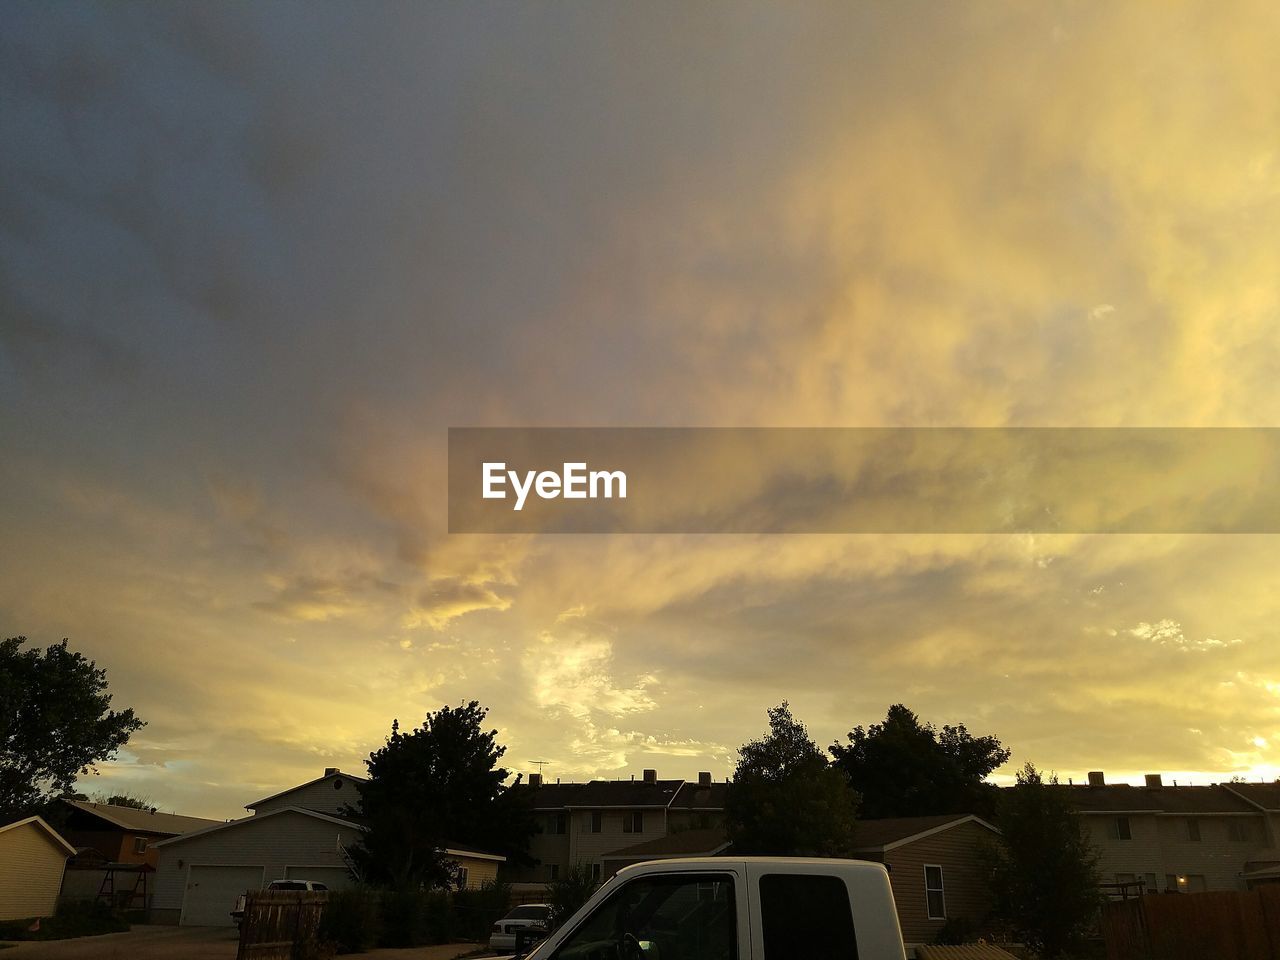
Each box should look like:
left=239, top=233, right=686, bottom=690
left=698, top=771, right=712, bottom=789
left=1087, top=771, right=1105, bottom=787
left=529, top=773, right=543, bottom=788
left=1145, top=773, right=1163, bottom=789
left=324, top=767, right=339, bottom=776
left=643, top=768, right=657, bottom=785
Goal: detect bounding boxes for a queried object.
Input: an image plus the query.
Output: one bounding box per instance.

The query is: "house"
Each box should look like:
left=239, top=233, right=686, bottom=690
left=59, top=799, right=220, bottom=868
left=1218, top=780, right=1280, bottom=888
left=150, top=768, right=506, bottom=926
left=0, top=816, right=77, bottom=921
left=1066, top=771, right=1275, bottom=893
left=852, top=814, right=1000, bottom=948
left=601, top=827, right=732, bottom=876
left=506, top=769, right=728, bottom=891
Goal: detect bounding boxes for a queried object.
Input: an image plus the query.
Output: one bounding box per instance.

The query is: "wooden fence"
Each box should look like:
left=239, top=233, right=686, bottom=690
left=236, top=891, right=328, bottom=960
left=1102, top=886, right=1280, bottom=960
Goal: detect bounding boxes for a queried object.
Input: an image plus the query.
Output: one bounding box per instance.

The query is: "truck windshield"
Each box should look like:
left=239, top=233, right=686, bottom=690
left=552, top=873, right=736, bottom=960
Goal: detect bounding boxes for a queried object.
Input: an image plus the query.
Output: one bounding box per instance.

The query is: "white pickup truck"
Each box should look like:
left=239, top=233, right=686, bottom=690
left=523, top=857, right=907, bottom=960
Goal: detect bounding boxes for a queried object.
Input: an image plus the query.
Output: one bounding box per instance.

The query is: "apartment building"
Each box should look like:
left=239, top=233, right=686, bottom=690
left=507, top=768, right=728, bottom=891
left=1070, top=771, right=1277, bottom=892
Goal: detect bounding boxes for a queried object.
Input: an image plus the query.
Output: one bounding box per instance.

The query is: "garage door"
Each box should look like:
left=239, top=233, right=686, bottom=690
left=284, top=865, right=355, bottom=890
left=181, top=865, right=265, bottom=926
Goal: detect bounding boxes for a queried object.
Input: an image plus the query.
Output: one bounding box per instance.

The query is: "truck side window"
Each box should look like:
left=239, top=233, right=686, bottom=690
left=552, top=873, right=736, bottom=960
left=759, top=874, right=858, bottom=960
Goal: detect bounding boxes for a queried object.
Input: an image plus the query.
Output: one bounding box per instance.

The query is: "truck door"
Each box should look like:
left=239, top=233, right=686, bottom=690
left=744, top=862, right=906, bottom=960
left=543, top=868, right=748, bottom=960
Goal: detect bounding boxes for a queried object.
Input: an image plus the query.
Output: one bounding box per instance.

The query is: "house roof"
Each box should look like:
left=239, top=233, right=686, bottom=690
left=602, top=828, right=731, bottom=861
left=63, top=799, right=221, bottom=836
left=246, top=770, right=368, bottom=810
left=150, top=805, right=505, bottom=861
left=670, top=781, right=729, bottom=809
left=152, top=805, right=365, bottom=848
left=443, top=840, right=507, bottom=862
left=852, top=814, right=998, bottom=852
left=1058, top=784, right=1259, bottom=815
left=1224, top=782, right=1280, bottom=811
left=0, top=815, right=77, bottom=856
left=524, top=779, right=687, bottom=809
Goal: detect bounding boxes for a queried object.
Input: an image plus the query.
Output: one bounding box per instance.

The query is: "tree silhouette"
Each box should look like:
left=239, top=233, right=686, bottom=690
left=984, top=763, right=1102, bottom=958
left=830, top=703, right=1009, bottom=819
left=726, top=701, right=859, bottom=856
left=346, top=701, right=535, bottom=890
left=1, top=637, right=145, bottom=822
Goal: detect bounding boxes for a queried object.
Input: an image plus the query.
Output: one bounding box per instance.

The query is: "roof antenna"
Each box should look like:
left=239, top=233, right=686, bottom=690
left=529, top=760, right=552, bottom=776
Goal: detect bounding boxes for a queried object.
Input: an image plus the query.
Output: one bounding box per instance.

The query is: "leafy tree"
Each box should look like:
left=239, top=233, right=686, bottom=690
left=0, top=637, right=145, bottom=822
left=984, top=763, right=1102, bottom=958
left=830, top=703, right=1009, bottom=819
left=347, top=701, right=536, bottom=890
left=548, top=863, right=599, bottom=928
left=726, top=701, right=859, bottom=856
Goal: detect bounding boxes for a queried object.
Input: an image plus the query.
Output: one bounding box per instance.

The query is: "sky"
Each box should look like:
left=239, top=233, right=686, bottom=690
left=2, top=1, right=1279, bottom=820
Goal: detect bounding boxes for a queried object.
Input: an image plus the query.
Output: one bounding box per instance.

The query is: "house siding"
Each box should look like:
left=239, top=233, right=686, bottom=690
left=876, top=820, right=996, bottom=946
left=509, top=808, right=669, bottom=884
left=251, top=776, right=362, bottom=818
left=0, top=823, right=69, bottom=921
left=151, top=811, right=362, bottom=923
left=1085, top=811, right=1264, bottom=891
left=455, top=855, right=501, bottom=889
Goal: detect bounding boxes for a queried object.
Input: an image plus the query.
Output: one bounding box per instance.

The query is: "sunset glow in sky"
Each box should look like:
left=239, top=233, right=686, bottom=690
left=2, top=2, right=1279, bottom=818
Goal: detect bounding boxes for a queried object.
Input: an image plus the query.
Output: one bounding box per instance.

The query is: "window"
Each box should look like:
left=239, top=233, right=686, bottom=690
left=551, top=872, right=736, bottom=960
left=760, top=873, right=857, bottom=960
left=133, top=837, right=148, bottom=854
left=1185, top=819, right=1201, bottom=841
left=589, top=811, right=602, bottom=833
left=1165, top=874, right=1179, bottom=892
left=550, top=864, right=560, bottom=881
left=1184, top=874, right=1207, bottom=892
left=623, top=811, right=644, bottom=833
left=1227, top=820, right=1253, bottom=842
left=458, top=867, right=469, bottom=889
left=1144, top=873, right=1157, bottom=893
left=551, top=812, right=567, bottom=835
left=590, top=863, right=602, bottom=882
left=924, top=865, right=946, bottom=920
left=1110, top=817, right=1132, bottom=841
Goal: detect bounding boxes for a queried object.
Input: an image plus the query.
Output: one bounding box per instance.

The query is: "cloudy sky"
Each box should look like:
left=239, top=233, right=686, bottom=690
left=2, top=2, right=1279, bottom=819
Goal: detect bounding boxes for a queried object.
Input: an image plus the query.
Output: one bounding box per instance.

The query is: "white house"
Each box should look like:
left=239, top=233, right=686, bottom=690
left=151, top=768, right=506, bottom=926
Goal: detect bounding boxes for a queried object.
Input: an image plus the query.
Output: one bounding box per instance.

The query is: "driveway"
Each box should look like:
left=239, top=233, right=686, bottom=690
left=0, top=926, right=239, bottom=960
left=0, top=926, right=480, bottom=960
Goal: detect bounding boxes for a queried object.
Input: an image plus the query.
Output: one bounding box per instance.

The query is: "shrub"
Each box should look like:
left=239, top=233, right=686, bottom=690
left=376, top=889, right=453, bottom=947
left=453, top=879, right=513, bottom=941
left=933, top=915, right=981, bottom=945
left=548, top=864, right=598, bottom=929
left=319, top=888, right=382, bottom=954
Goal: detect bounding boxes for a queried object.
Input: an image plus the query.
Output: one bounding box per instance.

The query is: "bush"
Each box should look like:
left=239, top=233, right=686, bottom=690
left=377, top=889, right=453, bottom=947
left=0, top=900, right=128, bottom=941
left=453, top=879, right=513, bottom=942
left=319, top=888, right=382, bottom=954
left=933, top=915, right=981, bottom=945
left=548, top=864, right=599, bottom=929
